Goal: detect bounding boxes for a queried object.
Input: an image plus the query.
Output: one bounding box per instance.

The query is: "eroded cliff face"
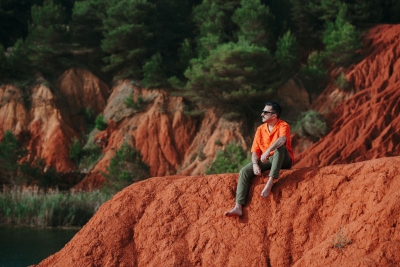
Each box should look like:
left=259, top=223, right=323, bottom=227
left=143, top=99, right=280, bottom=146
left=33, top=156, right=400, bottom=267
left=1, top=24, right=399, bottom=191
left=74, top=81, right=253, bottom=190
left=0, top=85, right=29, bottom=139
left=27, top=84, right=77, bottom=171
left=293, top=24, right=400, bottom=168
left=0, top=69, right=110, bottom=172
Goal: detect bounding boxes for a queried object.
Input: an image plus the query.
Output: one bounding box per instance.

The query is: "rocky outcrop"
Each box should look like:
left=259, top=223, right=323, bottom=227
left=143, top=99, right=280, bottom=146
left=33, top=156, right=400, bottom=267
left=74, top=77, right=310, bottom=190
left=74, top=82, right=248, bottom=190
left=27, top=84, right=77, bottom=171
left=57, top=68, right=110, bottom=132
left=293, top=24, right=400, bottom=168
left=0, top=68, right=110, bottom=172
left=0, top=85, right=29, bottom=139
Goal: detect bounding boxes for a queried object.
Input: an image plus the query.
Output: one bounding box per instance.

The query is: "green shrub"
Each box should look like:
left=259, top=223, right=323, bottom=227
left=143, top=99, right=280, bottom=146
left=84, top=107, right=95, bottom=127
left=95, top=114, right=107, bottom=131
left=214, top=139, right=223, bottom=146
left=69, top=137, right=84, bottom=164
left=294, top=110, right=328, bottom=140
left=206, top=142, right=250, bottom=174
left=0, top=131, right=27, bottom=186
left=124, top=94, right=145, bottom=110
left=335, top=72, right=350, bottom=91
left=102, top=142, right=150, bottom=194
left=198, top=147, right=206, bottom=161
left=19, top=159, right=60, bottom=191
left=78, top=145, right=102, bottom=172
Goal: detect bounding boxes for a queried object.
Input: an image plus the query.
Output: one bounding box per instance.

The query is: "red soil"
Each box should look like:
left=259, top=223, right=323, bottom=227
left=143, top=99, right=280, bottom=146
left=294, top=24, right=400, bottom=168
left=33, top=156, right=400, bottom=267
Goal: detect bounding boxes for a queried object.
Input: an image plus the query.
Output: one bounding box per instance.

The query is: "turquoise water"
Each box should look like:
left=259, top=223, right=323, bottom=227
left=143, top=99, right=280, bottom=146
left=0, top=226, right=78, bottom=267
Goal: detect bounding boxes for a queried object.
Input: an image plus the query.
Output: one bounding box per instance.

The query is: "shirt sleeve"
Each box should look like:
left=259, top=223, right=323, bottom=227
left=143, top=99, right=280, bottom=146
left=251, top=127, right=262, bottom=154
left=278, top=122, right=291, bottom=140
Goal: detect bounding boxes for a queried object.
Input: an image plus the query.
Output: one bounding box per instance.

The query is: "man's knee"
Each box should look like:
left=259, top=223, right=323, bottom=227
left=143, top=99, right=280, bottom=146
left=275, top=145, right=286, bottom=154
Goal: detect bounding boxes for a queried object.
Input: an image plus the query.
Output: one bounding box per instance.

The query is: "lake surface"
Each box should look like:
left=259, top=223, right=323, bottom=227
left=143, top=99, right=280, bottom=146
left=0, top=226, right=78, bottom=267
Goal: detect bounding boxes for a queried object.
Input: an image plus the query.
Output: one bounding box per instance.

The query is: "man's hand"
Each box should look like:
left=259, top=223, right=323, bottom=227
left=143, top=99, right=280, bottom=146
left=260, top=149, right=271, bottom=163
left=253, top=163, right=262, bottom=175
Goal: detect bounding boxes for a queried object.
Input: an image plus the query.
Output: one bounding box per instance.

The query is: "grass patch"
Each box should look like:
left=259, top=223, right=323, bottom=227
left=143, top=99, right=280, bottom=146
left=0, top=187, right=111, bottom=228
left=332, top=225, right=352, bottom=250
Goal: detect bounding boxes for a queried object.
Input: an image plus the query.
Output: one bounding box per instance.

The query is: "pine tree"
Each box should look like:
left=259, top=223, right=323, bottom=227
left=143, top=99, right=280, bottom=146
left=3, top=39, right=33, bottom=82
left=70, top=0, right=108, bottom=48
left=0, top=0, right=42, bottom=48
left=147, top=0, right=200, bottom=82
left=290, top=0, right=323, bottom=49
left=299, top=51, right=328, bottom=98
left=275, top=30, right=299, bottom=70
left=346, top=0, right=382, bottom=26
left=232, top=0, right=275, bottom=48
left=193, top=0, right=241, bottom=58
left=184, top=40, right=279, bottom=116
left=101, top=0, right=154, bottom=79
left=142, top=52, right=167, bottom=88
left=26, top=0, right=69, bottom=77
left=322, top=3, right=362, bottom=66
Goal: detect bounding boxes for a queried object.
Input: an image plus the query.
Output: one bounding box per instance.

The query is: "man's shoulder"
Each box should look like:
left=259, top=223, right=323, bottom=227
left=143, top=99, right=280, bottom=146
left=277, top=119, right=289, bottom=127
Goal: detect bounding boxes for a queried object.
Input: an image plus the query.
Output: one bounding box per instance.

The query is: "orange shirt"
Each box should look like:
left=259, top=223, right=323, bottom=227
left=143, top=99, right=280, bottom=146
left=251, top=119, right=294, bottom=163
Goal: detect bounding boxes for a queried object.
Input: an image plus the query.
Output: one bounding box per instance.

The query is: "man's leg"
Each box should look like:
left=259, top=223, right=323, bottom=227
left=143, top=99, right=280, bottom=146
left=261, top=146, right=290, bottom=197
left=225, top=162, right=255, bottom=217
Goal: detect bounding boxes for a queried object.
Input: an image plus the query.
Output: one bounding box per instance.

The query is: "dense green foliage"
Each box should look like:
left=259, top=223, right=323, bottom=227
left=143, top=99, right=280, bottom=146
left=0, top=131, right=27, bottom=186
left=95, top=114, right=107, bottom=130
left=1, top=0, right=399, bottom=116
left=0, top=188, right=110, bottom=227
left=299, top=51, right=327, bottom=97
left=322, top=4, right=362, bottom=66
left=184, top=41, right=278, bottom=115
left=102, top=142, right=150, bottom=194
left=0, top=131, right=60, bottom=189
left=206, top=142, right=250, bottom=174
left=335, top=72, right=351, bottom=91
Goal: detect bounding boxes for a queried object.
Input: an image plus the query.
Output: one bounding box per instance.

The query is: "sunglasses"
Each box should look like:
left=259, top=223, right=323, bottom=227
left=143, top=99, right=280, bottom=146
left=262, top=110, right=275, bottom=115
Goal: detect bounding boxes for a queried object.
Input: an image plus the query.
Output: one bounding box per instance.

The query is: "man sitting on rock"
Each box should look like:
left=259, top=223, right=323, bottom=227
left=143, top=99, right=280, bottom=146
left=225, top=101, right=294, bottom=217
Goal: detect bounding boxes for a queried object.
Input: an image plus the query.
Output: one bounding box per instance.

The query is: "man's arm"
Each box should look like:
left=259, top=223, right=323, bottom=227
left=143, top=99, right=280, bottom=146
left=260, top=136, right=286, bottom=163
left=269, top=136, right=286, bottom=151
left=251, top=151, right=259, bottom=164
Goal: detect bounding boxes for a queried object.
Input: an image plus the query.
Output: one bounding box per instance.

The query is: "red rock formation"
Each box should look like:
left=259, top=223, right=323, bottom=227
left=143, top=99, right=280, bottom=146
left=27, top=84, right=77, bottom=171
left=58, top=68, right=110, bottom=115
left=293, top=24, right=400, bottom=168
left=57, top=68, right=110, bottom=131
left=33, top=156, right=400, bottom=267
left=75, top=82, right=224, bottom=190
left=0, top=68, right=110, bottom=173
left=0, top=85, right=29, bottom=139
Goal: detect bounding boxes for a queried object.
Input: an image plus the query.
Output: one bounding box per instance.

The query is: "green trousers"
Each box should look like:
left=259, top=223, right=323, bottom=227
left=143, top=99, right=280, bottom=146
left=236, top=145, right=292, bottom=205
